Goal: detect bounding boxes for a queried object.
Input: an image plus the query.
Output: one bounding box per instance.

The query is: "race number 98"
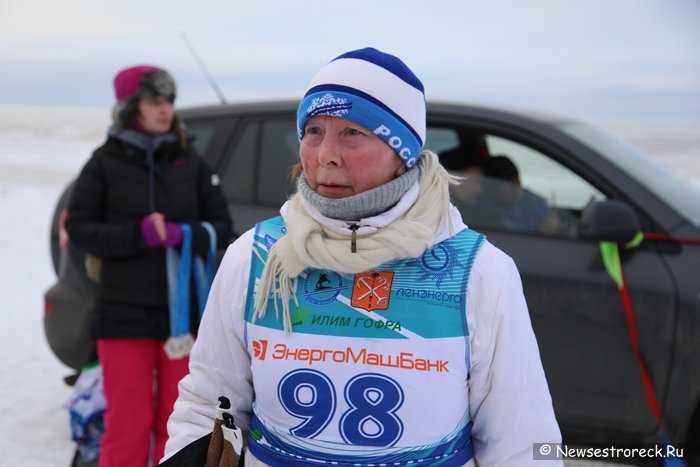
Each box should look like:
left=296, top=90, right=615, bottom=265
left=278, top=369, right=405, bottom=447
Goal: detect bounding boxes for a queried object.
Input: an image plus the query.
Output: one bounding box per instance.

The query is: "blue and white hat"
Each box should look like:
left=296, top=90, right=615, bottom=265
left=297, top=47, right=426, bottom=168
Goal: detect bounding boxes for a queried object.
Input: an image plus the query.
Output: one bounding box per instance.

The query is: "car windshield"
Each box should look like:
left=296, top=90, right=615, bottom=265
left=558, top=121, right=700, bottom=227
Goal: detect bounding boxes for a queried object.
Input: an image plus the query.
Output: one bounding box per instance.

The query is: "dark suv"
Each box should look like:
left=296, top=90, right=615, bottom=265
left=45, top=100, right=700, bottom=461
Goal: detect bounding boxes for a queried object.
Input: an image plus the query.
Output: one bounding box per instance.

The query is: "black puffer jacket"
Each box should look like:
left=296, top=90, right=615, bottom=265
left=66, top=127, right=233, bottom=339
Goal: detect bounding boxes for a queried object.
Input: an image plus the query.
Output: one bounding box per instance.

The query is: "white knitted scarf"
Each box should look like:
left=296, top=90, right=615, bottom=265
left=253, top=150, right=457, bottom=332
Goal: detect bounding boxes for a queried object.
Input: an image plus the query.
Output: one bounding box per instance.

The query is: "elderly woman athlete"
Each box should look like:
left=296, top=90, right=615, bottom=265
left=161, top=47, right=562, bottom=467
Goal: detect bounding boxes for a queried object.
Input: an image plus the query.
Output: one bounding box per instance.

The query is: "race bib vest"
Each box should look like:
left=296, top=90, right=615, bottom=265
left=244, top=217, right=484, bottom=466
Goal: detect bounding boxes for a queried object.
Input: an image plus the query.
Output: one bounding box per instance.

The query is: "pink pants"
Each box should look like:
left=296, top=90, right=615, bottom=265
left=97, top=339, right=189, bottom=467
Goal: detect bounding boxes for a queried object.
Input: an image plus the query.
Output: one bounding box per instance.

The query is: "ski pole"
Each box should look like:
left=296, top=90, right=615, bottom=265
left=218, top=412, right=243, bottom=467
left=206, top=396, right=230, bottom=466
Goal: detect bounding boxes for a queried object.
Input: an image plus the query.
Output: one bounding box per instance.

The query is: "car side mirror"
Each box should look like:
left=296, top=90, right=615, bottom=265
left=578, top=200, right=641, bottom=243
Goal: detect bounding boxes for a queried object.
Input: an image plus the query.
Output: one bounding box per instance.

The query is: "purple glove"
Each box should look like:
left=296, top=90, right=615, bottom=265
left=141, top=216, right=183, bottom=247
left=163, top=222, right=183, bottom=247
left=141, top=216, right=164, bottom=247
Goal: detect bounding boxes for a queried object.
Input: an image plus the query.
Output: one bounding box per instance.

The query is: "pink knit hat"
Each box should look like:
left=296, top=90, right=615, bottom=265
left=113, top=64, right=176, bottom=102
left=111, top=64, right=176, bottom=125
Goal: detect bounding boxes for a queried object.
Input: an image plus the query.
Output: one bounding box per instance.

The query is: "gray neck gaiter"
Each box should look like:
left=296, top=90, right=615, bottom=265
left=297, top=168, right=419, bottom=221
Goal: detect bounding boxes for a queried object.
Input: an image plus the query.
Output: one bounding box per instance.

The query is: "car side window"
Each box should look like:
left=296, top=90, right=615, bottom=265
left=425, top=127, right=460, bottom=154
left=187, top=125, right=215, bottom=158
left=442, top=131, right=606, bottom=236
left=219, top=118, right=298, bottom=207
left=485, top=135, right=606, bottom=235
left=185, top=118, right=237, bottom=168
left=486, top=135, right=606, bottom=208
left=220, top=122, right=256, bottom=203
left=257, top=119, right=299, bottom=205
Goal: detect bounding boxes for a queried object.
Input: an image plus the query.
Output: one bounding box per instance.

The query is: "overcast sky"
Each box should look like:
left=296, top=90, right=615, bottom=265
left=1, top=0, right=698, bottom=122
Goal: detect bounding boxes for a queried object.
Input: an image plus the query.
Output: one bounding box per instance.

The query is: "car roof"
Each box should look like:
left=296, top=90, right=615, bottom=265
left=177, top=99, right=573, bottom=127
left=428, top=101, right=573, bottom=125
left=177, top=99, right=299, bottom=119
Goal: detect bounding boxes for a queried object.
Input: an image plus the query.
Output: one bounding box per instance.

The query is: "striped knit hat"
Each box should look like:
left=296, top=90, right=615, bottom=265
left=297, top=47, right=426, bottom=168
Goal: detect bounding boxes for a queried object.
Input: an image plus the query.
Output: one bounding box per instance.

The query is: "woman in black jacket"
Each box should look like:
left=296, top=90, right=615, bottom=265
left=65, top=64, right=232, bottom=467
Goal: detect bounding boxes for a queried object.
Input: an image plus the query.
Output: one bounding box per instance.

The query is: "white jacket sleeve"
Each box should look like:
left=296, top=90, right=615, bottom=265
left=162, top=229, right=256, bottom=462
left=467, top=241, right=563, bottom=466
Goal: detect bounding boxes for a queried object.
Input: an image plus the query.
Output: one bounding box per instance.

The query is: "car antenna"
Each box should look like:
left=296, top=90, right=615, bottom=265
left=180, top=31, right=227, bottom=105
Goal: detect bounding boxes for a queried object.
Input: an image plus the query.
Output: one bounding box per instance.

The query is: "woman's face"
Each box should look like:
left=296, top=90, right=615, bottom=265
left=137, top=96, right=174, bottom=135
left=300, top=116, right=406, bottom=198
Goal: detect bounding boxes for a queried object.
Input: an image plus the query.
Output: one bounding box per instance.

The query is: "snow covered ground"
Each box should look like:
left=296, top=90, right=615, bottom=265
left=0, top=105, right=697, bottom=466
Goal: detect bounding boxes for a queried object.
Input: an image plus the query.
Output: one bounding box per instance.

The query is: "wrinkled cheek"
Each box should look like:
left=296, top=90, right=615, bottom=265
left=306, top=177, right=318, bottom=191
left=300, top=167, right=317, bottom=190
left=299, top=153, right=318, bottom=184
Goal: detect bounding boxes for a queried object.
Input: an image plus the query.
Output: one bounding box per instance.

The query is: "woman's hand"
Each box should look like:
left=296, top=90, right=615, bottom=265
left=141, top=212, right=182, bottom=247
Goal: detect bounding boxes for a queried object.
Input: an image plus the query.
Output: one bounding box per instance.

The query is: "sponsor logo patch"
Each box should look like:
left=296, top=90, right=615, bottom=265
left=351, top=271, right=394, bottom=312
left=252, top=339, right=268, bottom=360
left=303, top=271, right=348, bottom=306
left=307, top=93, right=351, bottom=118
